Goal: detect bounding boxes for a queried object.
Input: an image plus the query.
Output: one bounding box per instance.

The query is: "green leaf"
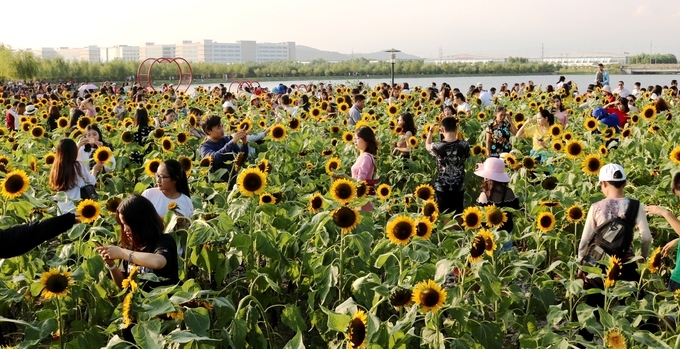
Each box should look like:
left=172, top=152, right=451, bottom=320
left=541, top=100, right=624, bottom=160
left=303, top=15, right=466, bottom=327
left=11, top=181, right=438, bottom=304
left=321, top=306, right=350, bottom=332
left=230, top=233, right=252, bottom=252
left=142, top=294, right=176, bottom=318
left=187, top=223, right=211, bottom=247
left=632, top=331, right=672, bottom=349
left=133, top=182, right=149, bottom=194
left=282, top=331, right=305, bottom=349
left=167, top=330, right=220, bottom=343
left=131, top=319, right=163, bottom=349
left=468, top=320, right=503, bottom=349
left=67, top=223, right=88, bottom=239
left=184, top=307, right=211, bottom=337
left=230, top=318, right=247, bottom=349
left=282, top=305, right=308, bottom=332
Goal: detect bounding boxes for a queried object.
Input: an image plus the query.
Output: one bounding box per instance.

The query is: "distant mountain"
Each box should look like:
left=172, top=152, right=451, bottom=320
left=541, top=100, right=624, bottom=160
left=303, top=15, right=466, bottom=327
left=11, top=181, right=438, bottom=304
left=295, top=45, right=420, bottom=62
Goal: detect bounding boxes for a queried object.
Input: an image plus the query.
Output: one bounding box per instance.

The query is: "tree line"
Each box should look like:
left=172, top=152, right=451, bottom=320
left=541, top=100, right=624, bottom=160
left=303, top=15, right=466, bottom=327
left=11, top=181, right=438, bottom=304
left=627, top=53, right=678, bottom=65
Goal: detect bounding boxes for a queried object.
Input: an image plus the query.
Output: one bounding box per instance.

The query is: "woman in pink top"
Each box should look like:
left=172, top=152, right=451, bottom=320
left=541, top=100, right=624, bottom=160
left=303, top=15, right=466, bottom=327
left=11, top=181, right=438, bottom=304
left=551, top=95, right=568, bottom=127
left=351, top=126, right=378, bottom=211
left=81, top=98, right=96, bottom=117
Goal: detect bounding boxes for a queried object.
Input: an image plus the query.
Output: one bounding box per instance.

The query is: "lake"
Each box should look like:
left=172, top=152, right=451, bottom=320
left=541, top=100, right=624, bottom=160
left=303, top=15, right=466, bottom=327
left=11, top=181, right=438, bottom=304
left=186, top=73, right=679, bottom=94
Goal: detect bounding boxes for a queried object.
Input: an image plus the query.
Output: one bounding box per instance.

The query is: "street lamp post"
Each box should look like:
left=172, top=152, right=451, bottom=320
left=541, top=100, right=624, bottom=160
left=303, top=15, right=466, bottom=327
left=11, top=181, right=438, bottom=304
left=386, top=48, right=400, bottom=88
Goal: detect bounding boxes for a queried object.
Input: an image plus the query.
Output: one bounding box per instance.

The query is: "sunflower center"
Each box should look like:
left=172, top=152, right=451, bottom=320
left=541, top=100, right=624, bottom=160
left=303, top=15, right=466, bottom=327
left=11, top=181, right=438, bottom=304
left=488, top=210, right=503, bottom=225
left=423, top=204, right=436, bottom=217
left=349, top=318, right=366, bottom=346
left=379, top=187, right=389, bottom=196
left=243, top=173, right=263, bottom=192
left=540, top=216, right=553, bottom=228
left=97, top=152, right=109, bottom=162
left=470, top=237, right=486, bottom=257
left=392, top=221, right=413, bottom=240
left=272, top=127, right=284, bottom=138
left=5, top=175, right=26, bottom=194
left=587, top=159, right=600, bottom=171
left=262, top=195, right=273, bottom=204
left=569, top=209, right=583, bottom=221
left=390, top=290, right=412, bottom=306
left=419, top=289, right=441, bottom=307
left=311, top=197, right=323, bottom=209
left=334, top=184, right=353, bottom=200
left=45, top=274, right=69, bottom=293
left=81, top=204, right=97, bottom=218
left=465, top=214, right=480, bottom=228
left=333, top=207, right=356, bottom=229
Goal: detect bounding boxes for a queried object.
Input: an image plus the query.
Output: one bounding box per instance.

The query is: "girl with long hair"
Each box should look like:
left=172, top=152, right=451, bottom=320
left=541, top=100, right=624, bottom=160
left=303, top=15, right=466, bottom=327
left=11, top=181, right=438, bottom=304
left=49, top=138, right=102, bottom=213
left=352, top=126, right=379, bottom=211
left=392, top=112, right=417, bottom=158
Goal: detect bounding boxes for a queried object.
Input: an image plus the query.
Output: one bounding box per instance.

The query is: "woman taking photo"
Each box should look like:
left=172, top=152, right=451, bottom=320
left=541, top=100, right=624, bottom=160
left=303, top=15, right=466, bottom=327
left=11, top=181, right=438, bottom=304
left=49, top=138, right=103, bottom=213
left=516, top=109, right=555, bottom=163
left=474, top=157, right=519, bottom=251
left=130, top=107, right=154, bottom=164
left=77, top=124, right=116, bottom=175
left=551, top=95, right=568, bottom=127
left=392, top=112, right=417, bottom=158
left=142, top=159, right=194, bottom=219
left=485, top=106, right=517, bottom=158
left=352, top=126, right=379, bottom=211
left=96, top=194, right=179, bottom=291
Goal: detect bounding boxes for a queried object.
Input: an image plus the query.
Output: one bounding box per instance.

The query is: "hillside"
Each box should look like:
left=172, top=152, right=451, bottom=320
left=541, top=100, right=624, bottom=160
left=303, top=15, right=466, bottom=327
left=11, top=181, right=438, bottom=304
left=295, top=45, right=420, bottom=62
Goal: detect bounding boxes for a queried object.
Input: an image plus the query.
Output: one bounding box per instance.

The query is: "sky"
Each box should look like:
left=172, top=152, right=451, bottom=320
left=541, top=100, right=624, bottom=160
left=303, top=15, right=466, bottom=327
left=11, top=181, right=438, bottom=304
left=4, top=0, right=680, bottom=59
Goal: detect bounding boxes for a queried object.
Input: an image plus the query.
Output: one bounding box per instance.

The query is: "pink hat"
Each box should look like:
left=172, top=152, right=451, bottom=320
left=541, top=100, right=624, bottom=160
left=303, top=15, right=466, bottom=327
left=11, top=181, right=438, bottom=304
left=474, top=157, right=510, bottom=183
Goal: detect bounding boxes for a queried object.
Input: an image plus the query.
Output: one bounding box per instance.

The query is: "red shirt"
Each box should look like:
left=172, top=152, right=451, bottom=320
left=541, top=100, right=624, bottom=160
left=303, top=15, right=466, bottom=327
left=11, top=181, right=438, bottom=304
left=605, top=108, right=628, bottom=128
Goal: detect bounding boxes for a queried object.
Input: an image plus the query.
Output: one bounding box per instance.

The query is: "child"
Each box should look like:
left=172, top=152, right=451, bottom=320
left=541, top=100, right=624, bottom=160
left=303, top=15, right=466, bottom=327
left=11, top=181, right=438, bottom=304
left=425, top=117, right=470, bottom=216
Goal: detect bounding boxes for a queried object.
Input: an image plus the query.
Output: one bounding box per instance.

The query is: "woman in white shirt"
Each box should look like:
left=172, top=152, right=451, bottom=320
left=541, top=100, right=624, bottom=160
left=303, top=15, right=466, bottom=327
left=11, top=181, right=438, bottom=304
left=142, top=159, right=194, bottom=219
left=77, top=125, right=116, bottom=175
left=50, top=139, right=103, bottom=213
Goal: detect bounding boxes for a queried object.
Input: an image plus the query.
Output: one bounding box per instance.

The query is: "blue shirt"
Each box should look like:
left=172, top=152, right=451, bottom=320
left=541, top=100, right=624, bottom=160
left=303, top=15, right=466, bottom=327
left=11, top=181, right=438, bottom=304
left=199, top=137, right=248, bottom=183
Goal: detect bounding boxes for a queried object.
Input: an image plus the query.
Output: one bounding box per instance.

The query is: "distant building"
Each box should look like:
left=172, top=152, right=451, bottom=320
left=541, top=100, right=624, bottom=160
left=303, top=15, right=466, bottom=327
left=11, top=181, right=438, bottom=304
left=140, top=43, right=176, bottom=61
left=100, top=45, right=140, bottom=62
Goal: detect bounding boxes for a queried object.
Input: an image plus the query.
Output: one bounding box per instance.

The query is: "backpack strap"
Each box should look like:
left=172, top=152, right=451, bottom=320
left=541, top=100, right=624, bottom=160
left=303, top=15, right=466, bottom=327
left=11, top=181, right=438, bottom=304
left=623, top=199, right=639, bottom=225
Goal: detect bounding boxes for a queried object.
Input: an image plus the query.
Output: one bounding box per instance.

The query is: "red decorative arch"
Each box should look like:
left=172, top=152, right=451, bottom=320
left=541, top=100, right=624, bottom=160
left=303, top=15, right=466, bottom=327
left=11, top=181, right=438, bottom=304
left=227, top=80, right=261, bottom=93
left=136, top=57, right=193, bottom=93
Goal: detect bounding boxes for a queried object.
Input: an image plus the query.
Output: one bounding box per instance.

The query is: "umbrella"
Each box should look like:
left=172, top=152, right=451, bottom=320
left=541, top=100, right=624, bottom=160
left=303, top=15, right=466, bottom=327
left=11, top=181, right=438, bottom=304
left=78, top=84, right=98, bottom=91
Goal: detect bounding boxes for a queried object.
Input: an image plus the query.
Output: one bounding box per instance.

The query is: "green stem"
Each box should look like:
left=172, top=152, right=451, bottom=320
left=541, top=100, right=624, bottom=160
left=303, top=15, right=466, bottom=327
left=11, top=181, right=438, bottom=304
left=338, top=232, right=345, bottom=302
left=55, top=298, right=64, bottom=349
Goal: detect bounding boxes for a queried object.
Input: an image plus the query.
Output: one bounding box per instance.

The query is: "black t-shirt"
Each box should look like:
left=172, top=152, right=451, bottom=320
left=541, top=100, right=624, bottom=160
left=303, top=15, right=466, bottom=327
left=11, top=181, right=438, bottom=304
left=122, top=234, right=179, bottom=291
left=428, top=140, right=470, bottom=192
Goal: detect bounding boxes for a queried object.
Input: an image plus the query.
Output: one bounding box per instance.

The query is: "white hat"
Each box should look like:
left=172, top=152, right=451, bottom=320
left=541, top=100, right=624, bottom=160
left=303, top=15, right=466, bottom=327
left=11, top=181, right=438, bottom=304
left=599, top=163, right=626, bottom=182
left=474, top=157, right=510, bottom=183
left=477, top=82, right=483, bottom=87
left=601, top=85, right=612, bottom=94
left=25, top=105, right=37, bottom=115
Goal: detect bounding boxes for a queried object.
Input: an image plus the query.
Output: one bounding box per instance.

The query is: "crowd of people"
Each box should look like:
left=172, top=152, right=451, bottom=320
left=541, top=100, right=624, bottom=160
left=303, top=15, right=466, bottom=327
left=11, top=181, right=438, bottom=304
left=2, top=66, right=680, bottom=346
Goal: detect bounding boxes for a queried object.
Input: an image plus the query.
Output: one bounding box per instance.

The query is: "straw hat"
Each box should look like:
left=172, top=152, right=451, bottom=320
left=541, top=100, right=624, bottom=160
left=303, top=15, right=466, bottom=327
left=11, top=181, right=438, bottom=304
left=474, top=157, right=510, bottom=183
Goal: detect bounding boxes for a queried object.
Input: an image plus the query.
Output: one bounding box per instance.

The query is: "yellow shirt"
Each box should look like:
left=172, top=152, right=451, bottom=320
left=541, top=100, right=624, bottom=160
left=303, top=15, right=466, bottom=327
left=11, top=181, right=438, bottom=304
left=523, top=125, right=550, bottom=151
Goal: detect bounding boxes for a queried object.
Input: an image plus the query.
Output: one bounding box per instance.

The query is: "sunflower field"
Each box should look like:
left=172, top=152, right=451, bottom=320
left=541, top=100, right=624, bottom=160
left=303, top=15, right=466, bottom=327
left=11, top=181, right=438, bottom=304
left=1, top=84, right=680, bottom=348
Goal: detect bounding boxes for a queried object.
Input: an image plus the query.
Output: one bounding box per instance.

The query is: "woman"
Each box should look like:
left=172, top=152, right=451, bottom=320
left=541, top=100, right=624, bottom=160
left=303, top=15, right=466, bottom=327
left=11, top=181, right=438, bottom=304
left=352, top=126, right=379, bottom=211
left=604, top=97, right=629, bottom=128
left=130, top=108, right=154, bottom=164
left=80, top=98, right=96, bottom=117
left=142, top=159, right=194, bottom=218
left=453, top=93, right=470, bottom=117
left=516, top=109, right=554, bottom=163
left=392, top=112, right=417, bottom=158
left=474, top=157, right=519, bottom=251
left=97, top=194, right=178, bottom=289
left=154, top=108, right=177, bottom=128
left=78, top=124, right=116, bottom=174
left=47, top=105, right=60, bottom=131
left=551, top=95, right=568, bottom=127
left=485, top=106, right=517, bottom=158
left=69, top=108, right=86, bottom=130
left=49, top=138, right=103, bottom=214
left=646, top=173, right=680, bottom=292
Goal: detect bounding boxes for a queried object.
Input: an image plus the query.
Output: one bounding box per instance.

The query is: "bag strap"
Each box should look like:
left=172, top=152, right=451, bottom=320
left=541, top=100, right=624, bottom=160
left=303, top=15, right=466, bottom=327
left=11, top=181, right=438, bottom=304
left=623, top=199, right=639, bottom=225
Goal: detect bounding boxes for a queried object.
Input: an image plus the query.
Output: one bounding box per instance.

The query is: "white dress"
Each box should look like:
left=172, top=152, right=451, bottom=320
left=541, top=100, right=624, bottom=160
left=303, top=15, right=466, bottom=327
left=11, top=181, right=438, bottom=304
left=141, top=188, right=194, bottom=218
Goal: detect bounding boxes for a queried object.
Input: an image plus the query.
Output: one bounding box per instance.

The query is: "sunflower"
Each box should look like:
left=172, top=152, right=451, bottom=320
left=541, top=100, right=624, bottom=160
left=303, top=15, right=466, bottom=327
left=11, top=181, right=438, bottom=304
left=386, top=215, right=416, bottom=245
left=330, top=178, right=356, bottom=205
left=536, top=211, right=555, bottom=233
left=144, top=158, right=162, bottom=177
left=93, top=147, right=113, bottom=164
left=390, top=289, right=413, bottom=310
left=387, top=104, right=399, bottom=117
left=160, top=137, right=174, bottom=152
left=641, top=105, right=656, bottom=121
left=325, top=157, right=341, bottom=175
left=476, top=112, right=486, bottom=121
left=376, top=183, right=391, bottom=200
left=408, top=136, right=418, bottom=147
left=346, top=310, right=367, bottom=349
left=0, top=155, right=10, bottom=167
left=322, top=149, right=333, bottom=157
left=329, top=125, right=341, bottom=134
left=77, top=199, right=101, bottom=223
left=237, top=168, right=267, bottom=196
left=269, top=124, right=286, bottom=141
left=259, top=193, right=276, bottom=205
left=470, top=144, right=483, bottom=156
left=77, top=116, right=92, bottom=131
left=238, top=120, right=252, bottom=132
left=604, top=328, right=626, bottom=349
left=310, top=107, right=322, bottom=118
left=122, top=292, right=134, bottom=327
left=106, top=197, right=122, bottom=214
left=504, top=154, right=519, bottom=169
left=21, top=122, right=30, bottom=132
left=121, top=131, right=134, bottom=144
left=288, top=117, right=301, bottom=131
left=484, top=205, right=508, bottom=229
left=308, top=193, right=324, bottom=213
left=412, top=279, right=447, bottom=312
left=513, top=113, right=525, bottom=124
left=581, top=154, right=602, bottom=176
left=648, top=124, right=660, bottom=134
left=342, top=131, right=354, bottom=143
left=561, top=131, right=574, bottom=142
left=414, top=184, right=435, bottom=201
left=176, top=132, right=189, bottom=145
left=565, top=140, right=584, bottom=159
left=153, top=128, right=165, bottom=139
left=415, top=216, right=433, bottom=240
left=44, top=152, right=56, bottom=166
left=598, top=145, right=609, bottom=156
left=188, top=114, right=198, bottom=128
left=257, top=158, right=271, bottom=173
left=30, top=125, right=45, bottom=138
left=40, top=268, right=74, bottom=299
left=1, top=170, right=30, bottom=199
left=549, top=124, right=562, bottom=138
left=332, top=206, right=361, bottom=233
left=539, top=177, right=557, bottom=191
left=629, top=114, right=639, bottom=125
left=522, top=156, right=536, bottom=171
left=461, top=206, right=483, bottom=229
left=584, top=117, right=598, bottom=132
left=57, top=116, right=70, bottom=128
left=647, top=246, right=662, bottom=273
left=468, top=234, right=487, bottom=263
left=422, top=199, right=439, bottom=220
left=199, top=156, right=213, bottom=168
left=605, top=256, right=622, bottom=288
left=479, top=229, right=497, bottom=255
left=670, top=147, right=680, bottom=165
left=565, top=205, right=584, bottom=223
left=178, top=155, right=192, bottom=173
left=621, top=128, right=632, bottom=139
left=338, top=103, right=350, bottom=113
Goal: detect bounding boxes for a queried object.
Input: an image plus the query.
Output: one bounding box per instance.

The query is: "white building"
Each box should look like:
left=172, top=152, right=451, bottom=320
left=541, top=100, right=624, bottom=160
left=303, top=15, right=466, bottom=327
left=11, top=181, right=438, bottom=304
left=139, top=43, right=176, bottom=61
left=100, top=45, right=140, bottom=62
left=29, top=47, right=59, bottom=60
left=51, top=46, right=100, bottom=63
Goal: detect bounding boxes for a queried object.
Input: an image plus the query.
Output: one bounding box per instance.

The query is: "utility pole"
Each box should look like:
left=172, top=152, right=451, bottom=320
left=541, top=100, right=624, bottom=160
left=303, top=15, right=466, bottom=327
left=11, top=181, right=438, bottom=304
left=541, top=43, right=544, bottom=61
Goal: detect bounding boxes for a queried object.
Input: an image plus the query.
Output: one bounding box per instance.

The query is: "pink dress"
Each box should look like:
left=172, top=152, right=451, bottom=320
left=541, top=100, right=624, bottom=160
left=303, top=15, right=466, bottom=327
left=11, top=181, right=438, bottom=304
left=351, top=152, right=375, bottom=211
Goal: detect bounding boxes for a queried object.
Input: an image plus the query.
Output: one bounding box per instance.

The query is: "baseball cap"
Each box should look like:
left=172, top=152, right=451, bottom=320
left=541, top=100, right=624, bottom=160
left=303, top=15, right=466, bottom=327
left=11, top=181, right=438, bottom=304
left=599, top=163, right=626, bottom=182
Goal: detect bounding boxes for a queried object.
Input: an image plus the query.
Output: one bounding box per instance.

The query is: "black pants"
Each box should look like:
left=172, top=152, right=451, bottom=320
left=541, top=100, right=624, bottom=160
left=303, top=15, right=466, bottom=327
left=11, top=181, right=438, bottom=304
left=436, top=190, right=464, bottom=216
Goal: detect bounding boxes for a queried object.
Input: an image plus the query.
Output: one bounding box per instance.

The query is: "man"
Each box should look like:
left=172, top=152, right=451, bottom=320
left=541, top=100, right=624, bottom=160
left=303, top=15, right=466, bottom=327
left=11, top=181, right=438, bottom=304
left=595, top=63, right=610, bottom=87
left=612, top=81, right=630, bottom=98
left=474, top=88, right=494, bottom=108
left=631, top=82, right=641, bottom=97
left=199, top=115, right=248, bottom=185
left=5, top=101, right=19, bottom=131
left=348, top=94, right=365, bottom=126
left=278, top=95, right=297, bottom=118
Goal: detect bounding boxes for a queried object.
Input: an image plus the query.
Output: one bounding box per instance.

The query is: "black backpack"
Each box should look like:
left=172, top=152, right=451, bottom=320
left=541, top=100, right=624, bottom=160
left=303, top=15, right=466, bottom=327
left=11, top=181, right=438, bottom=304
left=582, top=199, right=639, bottom=266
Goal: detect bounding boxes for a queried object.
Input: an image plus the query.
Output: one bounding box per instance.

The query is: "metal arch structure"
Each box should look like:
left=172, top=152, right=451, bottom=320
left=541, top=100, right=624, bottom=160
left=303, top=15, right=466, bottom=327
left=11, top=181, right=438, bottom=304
left=136, top=57, right=193, bottom=93
left=227, top=80, right=261, bottom=93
